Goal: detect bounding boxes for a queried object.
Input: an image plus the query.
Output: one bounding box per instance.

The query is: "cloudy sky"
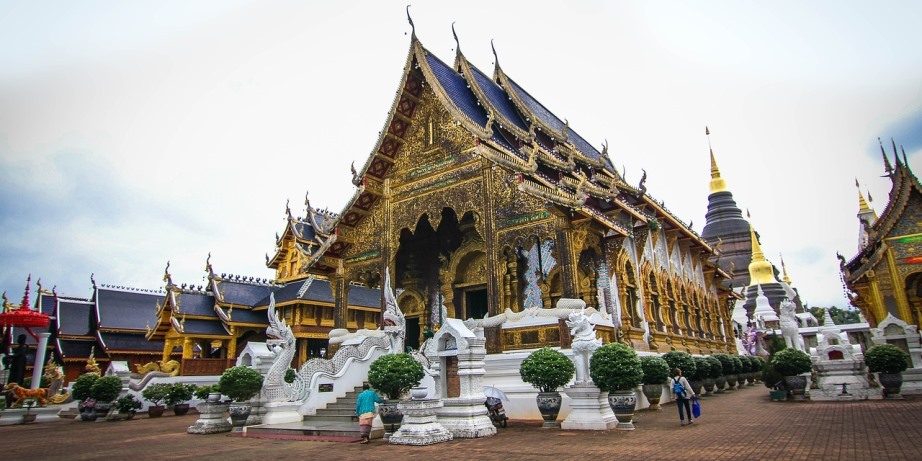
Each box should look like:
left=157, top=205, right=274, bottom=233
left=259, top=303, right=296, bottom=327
left=1, top=1, right=921, bottom=310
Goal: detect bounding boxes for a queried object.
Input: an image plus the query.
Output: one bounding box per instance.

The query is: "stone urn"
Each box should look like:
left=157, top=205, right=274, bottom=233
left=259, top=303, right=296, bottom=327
left=378, top=401, right=404, bottom=434
left=228, top=402, right=252, bottom=430
left=783, top=375, right=808, bottom=401
left=188, top=401, right=232, bottom=434
left=410, top=387, right=428, bottom=400
left=715, top=376, right=727, bottom=393
left=536, top=392, right=563, bottom=428
left=724, top=374, right=737, bottom=390
left=607, top=390, right=637, bottom=431
left=147, top=405, right=165, bottom=418
left=94, top=402, right=113, bottom=418
left=703, top=378, right=716, bottom=395
left=878, top=373, right=904, bottom=399
left=641, top=384, right=663, bottom=410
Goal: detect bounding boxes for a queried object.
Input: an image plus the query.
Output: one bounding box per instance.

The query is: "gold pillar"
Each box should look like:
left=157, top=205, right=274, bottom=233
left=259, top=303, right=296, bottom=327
left=162, top=339, right=172, bottom=362
left=868, top=271, right=888, bottom=325
left=182, top=337, right=194, bottom=359
left=227, top=333, right=237, bottom=360
left=885, top=246, right=915, bottom=324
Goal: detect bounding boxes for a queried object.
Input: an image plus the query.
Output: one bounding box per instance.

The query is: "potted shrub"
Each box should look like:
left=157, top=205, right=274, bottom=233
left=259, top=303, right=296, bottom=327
left=662, top=351, right=697, bottom=395
left=865, top=344, right=910, bottom=398
left=110, top=394, right=142, bottom=421
left=367, top=353, right=425, bottom=432
left=142, top=383, right=170, bottom=418
left=193, top=384, right=223, bottom=403
left=90, top=375, right=122, bottom=417
left=704, top=356, right=722, bottom=394
left=165, top=383, right=196, bottom=416
left=691, top=356, right=711, bottom=395
left=771, top=348, right=813, bottom=400
left=73, top=373, right=99, bottom=421
left=188, top=384, right=232, bottom=435
left=752, top=356, right=766, bottom=382
left=728, top=355, right=745, bottom=390
left=639, top=356, right=669, bottom=410
left=519, top=347, right=575, bottom=427
left=218, top=366, right=264, bottom=429
left=712, top=354, right=733, bottom=393
left=589, top=343, right=644, bottom=430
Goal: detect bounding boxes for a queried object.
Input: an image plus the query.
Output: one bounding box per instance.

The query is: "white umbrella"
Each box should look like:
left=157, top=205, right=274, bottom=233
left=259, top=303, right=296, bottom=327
left=483, top=385, right=509, bottom=401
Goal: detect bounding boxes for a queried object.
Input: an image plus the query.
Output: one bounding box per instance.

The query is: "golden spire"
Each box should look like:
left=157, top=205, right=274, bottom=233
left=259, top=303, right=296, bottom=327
left=858, top=189, right=872, bottom=213
left=707, top=127, right=727, bottom=193
left=780, top=254, right=792, bottom=285
left=748, top=223, right=775, bottom=286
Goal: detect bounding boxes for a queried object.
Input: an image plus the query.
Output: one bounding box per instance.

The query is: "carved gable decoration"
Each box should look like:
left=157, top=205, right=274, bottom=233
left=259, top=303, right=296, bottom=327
left=426, top=318, right=476, bottom=358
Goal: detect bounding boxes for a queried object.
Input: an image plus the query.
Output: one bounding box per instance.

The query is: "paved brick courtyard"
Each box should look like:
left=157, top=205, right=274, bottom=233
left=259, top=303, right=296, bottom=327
left=1, top=385, right=919, bottom=460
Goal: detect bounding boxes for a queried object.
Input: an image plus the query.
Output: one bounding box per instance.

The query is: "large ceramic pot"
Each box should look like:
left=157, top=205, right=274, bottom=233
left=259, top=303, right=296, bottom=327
left=147, top=405, right=165, bottom=418
left=536, top=392, right=563, bottom=428
left=187, top=401, right=232, bottom=434
left=687, top=380, right=703, bottom=396
left=607, top=390, right=637, bottom=431
left=95, top=403, right=112, bottom=418
left=724, top=374, right=737, bottom=390
left=377, top=401, right=404, bottom=434
left=228, top=402, right=252, bottom=430
left=173, top=403, right=191, bottom=416
left=641, top=384, right=663, bottom=410
left=702, top=378, right=716, bottom=396
left=715, top=376, right=727, bottom=393
left=878, top=373, right=904, bottom=399
left=79, top=410, right=98, bottom=422
left=783, top=375, right=808, bottom=401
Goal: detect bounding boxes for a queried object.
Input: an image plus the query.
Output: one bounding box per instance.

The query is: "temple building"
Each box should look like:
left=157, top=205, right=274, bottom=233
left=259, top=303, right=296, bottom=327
left=264, top=27, right=738, bottom=356
left=842, top=140, right=922, bottom=327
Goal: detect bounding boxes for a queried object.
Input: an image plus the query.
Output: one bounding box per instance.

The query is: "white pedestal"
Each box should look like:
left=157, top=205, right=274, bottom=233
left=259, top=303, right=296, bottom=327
left=561, top=384, right=618, bottom=430
left=389, top=399, right=453, bottom=446
left=436, top=397, right=496, bottom=438
left=260, top=401, right=303, bottom=425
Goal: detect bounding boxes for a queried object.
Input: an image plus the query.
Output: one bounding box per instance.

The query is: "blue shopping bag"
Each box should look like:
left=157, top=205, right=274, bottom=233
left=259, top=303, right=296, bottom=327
left=691, top=396, right=701, bottom=418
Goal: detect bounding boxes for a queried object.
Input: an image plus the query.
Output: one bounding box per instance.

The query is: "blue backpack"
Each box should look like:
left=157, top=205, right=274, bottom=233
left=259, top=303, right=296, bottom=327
left=673, top=378, right=685, bottom=396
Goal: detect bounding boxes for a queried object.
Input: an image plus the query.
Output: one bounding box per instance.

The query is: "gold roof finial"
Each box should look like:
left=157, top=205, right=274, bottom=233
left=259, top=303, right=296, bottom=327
left=707, top=126, right=727, bottom=193
left=780, top=254, right=793, bottom=284
left=748, top=221, right=775, bottom=286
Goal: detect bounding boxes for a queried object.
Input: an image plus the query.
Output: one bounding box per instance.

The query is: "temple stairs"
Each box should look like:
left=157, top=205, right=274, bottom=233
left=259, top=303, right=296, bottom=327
left=244, top=385, right=384, bottom=441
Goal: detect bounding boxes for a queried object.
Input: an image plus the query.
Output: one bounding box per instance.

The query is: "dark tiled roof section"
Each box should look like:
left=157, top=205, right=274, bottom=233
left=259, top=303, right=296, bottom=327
left=470, top=65, right=528, bottom=131
left=98, top=331, right=164, bottom=352
left=262, top=283, right=299, bottom=305
left=176, top=291, right=217, bottom=318
left=181, top=318, right=230, bottom=336
left=217, top=280, right=273, bottom=307
left=302, top=278, right=335, bottom=304
left=96, top=288, right=165, bottom=330
left=58, top=300, right=95, bottom=336
left=39, top=293, right=57, bottom=315
left=426, top=53, right=489, bottom=127
left=491, top=129, right=521, bottom=154
left=58, top=338, right=106, bottom=359
left=294, top=221, right=318, bottom=242
left=348, top=284, right=381, bottom=309
left=226, top=307, right=268, bottom=326
left=505, top=78, right=613, bottom=172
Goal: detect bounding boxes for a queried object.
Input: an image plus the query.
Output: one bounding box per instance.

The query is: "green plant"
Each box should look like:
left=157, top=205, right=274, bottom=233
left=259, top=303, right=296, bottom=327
left=165, top=383, right=196, bottom=406
left=114, top=394, right=142, bottom=413
left=662, top=351, right=697, bottom=378
left=865, top=344, right=910, bottom=374
left=762, top=358, right=783, bottom=389
left=519, top=348, right=575, bottom=393
left=771, top=349, right=813, bottom=377
left=72, top=373, right=99, bottom=402
left=141, top=383, right=170, bottom=406
left=705, top=356, right=723, bottom=379
left=368, top=353, right=425, bottom=400
left=739, top=355, right=755, bottom=373
left=639, top=356, right=670, bottom=385
left=713, top=353, right=734, bottom=375
left=284, top=369, right=296, bottom=384
left=691, top=356, right=711, bottom=381
left=91, top=375, right=123, bottom=403
left=218, top=366, right=264, bottom=402
left=193, top=384, right=219, bottom=400
left=730, top=355, right=745, bottom=374
left=589, top=343, right=644, bottom=392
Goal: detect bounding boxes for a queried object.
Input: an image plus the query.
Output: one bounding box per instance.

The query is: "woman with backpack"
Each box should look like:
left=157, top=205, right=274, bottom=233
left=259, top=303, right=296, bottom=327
left=671, top=368, right=696, bottom=426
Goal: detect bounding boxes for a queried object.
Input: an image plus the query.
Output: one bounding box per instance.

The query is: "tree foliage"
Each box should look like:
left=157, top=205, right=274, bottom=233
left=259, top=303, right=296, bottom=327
left=519, top=348, right=575, bottom=393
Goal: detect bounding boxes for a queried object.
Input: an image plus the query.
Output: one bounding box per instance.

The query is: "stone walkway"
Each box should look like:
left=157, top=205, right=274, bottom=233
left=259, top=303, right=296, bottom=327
left=0, top=385, right=918, bottom=460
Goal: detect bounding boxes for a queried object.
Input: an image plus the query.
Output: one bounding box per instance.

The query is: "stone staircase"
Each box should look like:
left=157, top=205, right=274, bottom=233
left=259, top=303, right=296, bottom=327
left=244, top=385, right=384, bottom=441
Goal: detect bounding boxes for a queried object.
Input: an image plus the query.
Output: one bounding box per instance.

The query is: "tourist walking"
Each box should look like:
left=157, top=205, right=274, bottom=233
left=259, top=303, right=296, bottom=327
left=671, top=368, right=696, bottom=426
left=355, top=383, right=382, bottom=443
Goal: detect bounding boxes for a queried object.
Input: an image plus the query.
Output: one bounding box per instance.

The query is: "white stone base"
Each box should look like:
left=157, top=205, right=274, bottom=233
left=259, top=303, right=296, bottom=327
left=811, top=359, right=882, bottom=401
left=436, top=397, right=496, bottom=438
left=260, top=401, right=303, bottom=425
left=898, top=368, right=922, bottom=395
left=389, top=399, right=453, bottom=446
left=187, top=402, right=232, bottom=434
left=560, top=384, right=617, bottom=430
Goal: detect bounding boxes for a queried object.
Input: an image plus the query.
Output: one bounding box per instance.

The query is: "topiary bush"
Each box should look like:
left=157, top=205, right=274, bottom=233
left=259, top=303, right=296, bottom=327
left=771, top=349, right=813, bottom=377
left=72, top=373, right=99, bottom=402
left=90, top=375, right=122, bottom=403
left=218, top=366, right=264, bottom=402
left=114, top=394, right=142, bottom=413
left=519, top=347, right=575, bottom=393
left=730, top=355, right=745, bottom=375
left=368, top=353, right=425, bottom=400
left=193, top=384, right=219, bottom=400
left=865, top=344, right=910, bottom=374
left=692, top=356, right=711, bottom=381
left=141, top=383, right=170, bottom=406
left=165, top=383, right=196, bottom=406
left=639, top=356, right=670, bottom=385
left=713, top=353, right=734, bottom=375
left=705, top=356, right=723, bottom=379
left=589, top=343, right=644, bottom=392
left=742, top=355, right=757, bottom=373
left=662, top=350, right=697, bottom=378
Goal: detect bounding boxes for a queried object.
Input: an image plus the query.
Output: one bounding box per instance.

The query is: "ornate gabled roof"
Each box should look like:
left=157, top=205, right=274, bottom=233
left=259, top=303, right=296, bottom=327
left=97, top=331, right=163, bottom=353
left=94, top=284, right=164, bottom=331
left=267, top=198, right=336, bottom=270
left=170, top=316, right=231, bottom=337
left=56, top=338, right=106, bottom=361
left=57, top=299, right=95, bottom=337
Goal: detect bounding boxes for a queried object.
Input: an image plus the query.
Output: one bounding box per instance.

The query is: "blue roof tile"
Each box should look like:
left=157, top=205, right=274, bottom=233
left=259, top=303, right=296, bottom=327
left=96, top=288, right=164, bottom=330
left=99, top=331, right=164, bottom=352
left=58, top=300, right=94, bottom=336
left=175, top=291, right=217, bottom=318
left=470, top=65, right=528, bottom=131
left=425, top=53, right=489, bottom=127
left=217, top=280, right=273, bottom=307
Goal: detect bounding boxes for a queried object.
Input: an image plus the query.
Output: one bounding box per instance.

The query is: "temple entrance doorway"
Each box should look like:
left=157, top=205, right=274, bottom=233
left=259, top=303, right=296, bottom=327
left=405, top=316, right=421, bottom=351
left=463, top=288, right=488, bottom=320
